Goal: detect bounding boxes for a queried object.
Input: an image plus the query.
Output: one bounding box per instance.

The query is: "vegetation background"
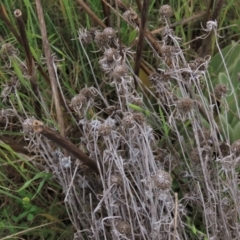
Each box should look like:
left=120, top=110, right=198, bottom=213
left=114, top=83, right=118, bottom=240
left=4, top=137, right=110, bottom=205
left=0, top=0, right=240, bottom=239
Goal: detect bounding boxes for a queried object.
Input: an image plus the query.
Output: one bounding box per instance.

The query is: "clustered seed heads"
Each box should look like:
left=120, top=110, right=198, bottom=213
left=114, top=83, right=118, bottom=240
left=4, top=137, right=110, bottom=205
left=176, top=98, right=194, bottom=114
left=214, top=84, right=228, bottom=99
left=152, top=170, right=172, bottom=190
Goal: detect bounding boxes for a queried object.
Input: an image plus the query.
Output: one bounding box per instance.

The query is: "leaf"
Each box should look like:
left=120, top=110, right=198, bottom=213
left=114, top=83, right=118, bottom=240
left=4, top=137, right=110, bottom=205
left=27, top=213, right=34, bottom=221
left=17, top=172, right=52, bottom=193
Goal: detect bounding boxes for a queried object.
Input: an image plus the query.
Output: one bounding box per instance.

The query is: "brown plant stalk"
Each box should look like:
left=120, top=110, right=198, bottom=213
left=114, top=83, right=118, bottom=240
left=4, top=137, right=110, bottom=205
left=32, top=120, right=99, bottom=173
left=35, top=0, right=65, bottom=137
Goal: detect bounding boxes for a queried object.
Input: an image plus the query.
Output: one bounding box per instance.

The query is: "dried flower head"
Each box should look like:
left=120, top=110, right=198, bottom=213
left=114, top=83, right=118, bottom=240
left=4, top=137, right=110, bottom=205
left=70, top=94, right=87, bottom=112
left=129, top=96, right=143, bottom=106
left=1, top=76, right=20, bottom=101
left=176, top=98, right=194, bottom=114
left=196, top=128, right=212, bottom=147
left=219, top=142, right=230, bottom=157
left=123, top=9, right=138, bottom=27
left=104, top=105, right=117, bottom=115
left=79, top=87, right=96, bottom=100
left=103, top=48, right=119, bottom=63
left=0, top=43, right=18, bottom=60
left=115, top=220, right=131, bottom=236
left=111, top=65, right=128, bottom=82
left=22, top=117, right=36, bottom=134
left=159, top=5, right=173, bottom=19
left=214, top=84, right=228, bottom=99
left=78, top=28, right=93, bottom=45
left=231, top=140, right=240, bottom=157
left=161, top=45, right=179, bottom=57
left=98, top=123, right=112, bottom=136
left=110, top=173, right=123, bottom=185
left=149, top=71, right=170, bottom=84
left=152, top=170, right=172, bottom=190
left=122, top=113, right=135, bottom=128
left=132, top=112, right=145, bottom=124
left=103, top=27, right=117, bottom=41
left=189, top=57, right=207, bottom=71
left=94, top=31, right=109, bottom=48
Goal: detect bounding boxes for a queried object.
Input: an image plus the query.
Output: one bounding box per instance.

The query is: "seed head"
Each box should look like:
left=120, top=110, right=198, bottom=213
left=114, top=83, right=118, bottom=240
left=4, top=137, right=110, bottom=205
left=0, top=43, right=18, bottom=60
left=98, top=123, right=112, bottom=136
left=94, top=31, right=109, bottom=48
left=111, top=65, right=128, bottom=82
left=103, top=27, right=117, bottom=41
left=110, top=173, right=123, bottom=185
left=103, top=48, right=119, bottom=63
left=153, top=170, right=172, bottom=190
left=132, top=112, right=145, bottom=124
left=22, top=117, right=36, bottom=134
left=123, top=9, right=138, bottom=27
left=70, top=94, right=87, bottom=112
left=219, top=142, right=230, bottom=157
left=176, top=98, right=194, bottom=114
left=79, top=87, right=96, bottom=100
left=122, top=113, right=135, bottom=128
left=231, top=140, right=240, bottom=157
left=78, top=29, right=93, bottom=45
left=159, top=5, right=173, bottom=19
left=189, top=57, right=207, bottom=71
left=115, top=220, right=131, bottom=236
left=214, top=84, right=228, bottom=99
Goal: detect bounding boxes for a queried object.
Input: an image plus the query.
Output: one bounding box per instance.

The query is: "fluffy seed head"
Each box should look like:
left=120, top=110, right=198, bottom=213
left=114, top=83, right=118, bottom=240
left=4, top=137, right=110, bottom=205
left=122, top=113, right=135, bottom=128
left=149, top=71, right=170, bottom=84
left=111, top=65, right=128, bottom=82
left=70, top=94, right=87, bottom=111
left=219, top=142, right=230, bottom=157
left=231, top=140, right=240, bottom=157
left=159, top=5, right=173, bottom=19
left=78, top=29, right=93, bottom=45
left=94, top=31, right=109, bottom=48
left=123, top=9, right=138, bottom=26
left=103, top=27, right=117, bottom=40
left=153, top=170, right=172, bottom=190
left=161, top=45, right=179, bottom=57
left=103, top=48, right=119, bottom=62
left=110, top=174, right=123, bottom=185
left=214, top=84, right=228, bottom=99
left=0, top=43, right=18, bottom=59
left=98, top=124, right=112, bottom=136
left=115, top=220, right=131, bottom=236
left=189, top=57, right=207, bottom=71
left=79, top=87, right=96, bottom=100
left=133, top=113, right=145, bottom=124
left=176, top=98, right=194, bottom=114
left=22, top=117, right=36, bottom=134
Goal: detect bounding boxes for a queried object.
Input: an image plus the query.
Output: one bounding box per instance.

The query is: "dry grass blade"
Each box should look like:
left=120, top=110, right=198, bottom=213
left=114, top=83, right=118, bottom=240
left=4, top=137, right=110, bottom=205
left=35, top=0, right=65, bottom=137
